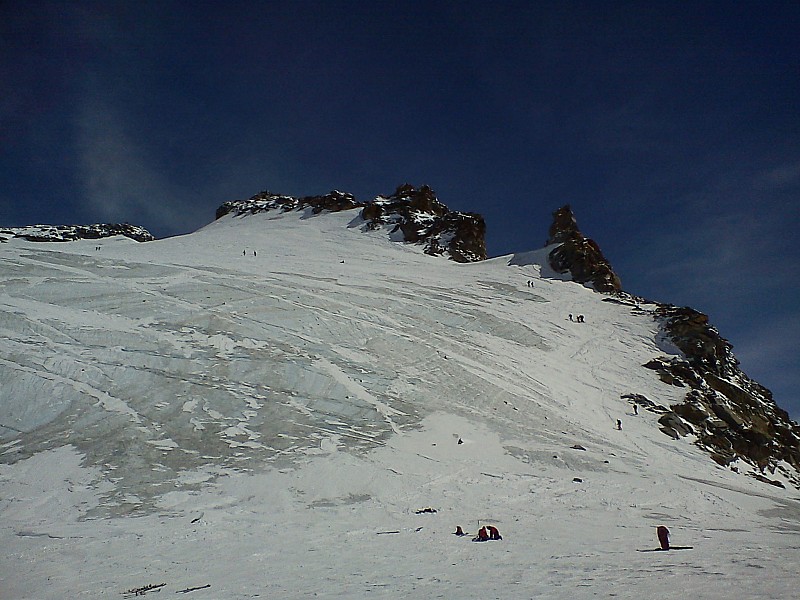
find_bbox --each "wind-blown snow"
[1,208,798,599]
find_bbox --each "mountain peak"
[215,184,487,263]
[215,189,363,220]
[2,189,799,597]
[545,205,622,292]
[361,184,486,263]
[545,203,582,245]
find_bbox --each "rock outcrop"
[215,190,363,220]
[0,224,154,243]
[605,294,800,488]
[552,206,799,488]
[643,304,800,487]
[216,184,487,263]
[360,184,486,263]
[545,205,621,292]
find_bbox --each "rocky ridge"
[0,224,154,243]
[215,189,363,220]
[216,184,487,263]
[545,206,799,487]
[643,304,800,487]
[360,184,486,262]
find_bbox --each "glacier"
[1,207,798,599]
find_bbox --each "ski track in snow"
[1,211,799,599]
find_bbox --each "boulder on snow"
[658,412,694,437]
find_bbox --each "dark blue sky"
[2,1,799,417]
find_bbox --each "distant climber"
[487,525,502,540]
[243,249,246,256]
[633,404,638,415]
[617,419,622,430]
[657,526,670,550]
[577,314,585,323]
[569,314,574,322]
[454,525,467,536]
[473,526,489,542]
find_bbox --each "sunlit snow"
[1,208,798,599]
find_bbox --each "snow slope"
[1,208,798,599]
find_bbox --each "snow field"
[2,208,798,598]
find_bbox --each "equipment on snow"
[487,525,502,540]
[657,525,670,550]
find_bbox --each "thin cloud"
[74,86,188,233]
[642,210,786,290]
[621,200,798,414]
[755,160,800,190]
[732,315,800,416]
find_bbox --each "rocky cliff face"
[605,295,800,488]
[642,304,800,487]
[0,224,154,243]
[545,205,621,292]
[216,184,487,263]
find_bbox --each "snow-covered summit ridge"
[215,183,486,263]
[0,223,154,243]
[215,188,363,220]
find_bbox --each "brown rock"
[545,205,621,292]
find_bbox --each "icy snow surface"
[1,208,798,599]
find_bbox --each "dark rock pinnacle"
[545,205,621,292]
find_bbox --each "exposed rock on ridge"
[0,224,154,243]
[215,190,363,220]
[360,184,486,263]
[643,304,800,487]
[545,205,621,292]
[544,205,799,487]
[606,292,800,488]
[216,184,487,263]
